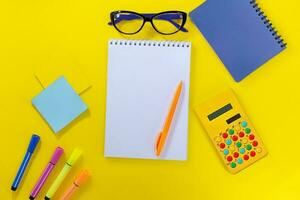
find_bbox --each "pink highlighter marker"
[29,147,64,200]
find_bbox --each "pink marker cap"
[50,147,64,164]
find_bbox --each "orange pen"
[156,81,183,156]
[59,170,90,200]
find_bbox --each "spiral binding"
[250,0,286,48]
[109,39,191,48]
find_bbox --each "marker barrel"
[30,147,64,200]
[11,134,40,191]
[45,165,71,199]
[60,185,77,200]
[11,152,32,191]
[30,163,55,199]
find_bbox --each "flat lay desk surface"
[0,0,299,199]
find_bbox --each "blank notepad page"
[105,39,191,160]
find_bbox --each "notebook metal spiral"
[109,39,191,48]
[250,0,287,48]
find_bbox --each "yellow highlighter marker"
[156,81,183,157]
[45,148,82,200]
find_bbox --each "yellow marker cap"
[67,148,82,166]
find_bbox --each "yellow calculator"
[195,90,267,174]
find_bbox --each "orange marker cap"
[74,170,90,186]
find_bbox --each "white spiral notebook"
[105,39,191,160]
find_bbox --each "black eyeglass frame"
[110,10,187,35]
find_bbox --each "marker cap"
[50,147,64,165]
[67,148,82,166]
[27,134,40,153]
[74,170,90,186]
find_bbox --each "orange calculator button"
[252,141,258,147]
[243,155,249,160]
[232,135,238,141]
[249,134,255,140]
[239,132,245,138]
[222,133,228,139]
[250,151,256,157]
[220,143,226,149]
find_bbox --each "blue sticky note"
[32,76,88,133]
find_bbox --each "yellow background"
[0,0,298,199]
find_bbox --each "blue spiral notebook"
[190,0,286,82]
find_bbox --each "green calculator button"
[246,144,252,150]
[230,162,237,168]
[241,121,248,127]
[236,142,242,148]
[245,128,251,134]
[228,129,235,135]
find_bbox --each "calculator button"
[246,144,252,151]
[241,121,248,127]
[239,132,245,138]
[250,151,256,157]
[256,147,262,153]
[245,128,251,134]
[236,142,242,148]
[229,146,236,152]
[220,143,226,149]
[230,162,237,168]
[233,152,239,158]
[227,156,233,162]
[239,148,246,154]
[222,133,228,139]
[242,138,248,144]
[223,149,229,155]
[232,135,238,141]
[237,158,243,164]
[249,134,255,140]
[235,125,241,131]
[252,141,258,147]
[243,155,249,160]
[215,136,222,142]
[228,129,235,135]
[225,139,232,145]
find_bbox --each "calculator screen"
[208,103,232,121]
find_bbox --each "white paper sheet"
[105,39,191,160]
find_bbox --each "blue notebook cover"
[190,0,286,82]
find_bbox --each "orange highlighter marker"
[156,81,183,157]
[59,170,90,200]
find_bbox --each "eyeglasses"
[108,11,188,35]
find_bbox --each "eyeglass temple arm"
[108,14,188,32]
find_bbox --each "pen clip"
[155,131,163,156]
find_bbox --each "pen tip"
[11,186,17,191]
[29,196,35,200]
[156,150,160,157]
[45,197,50,200]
